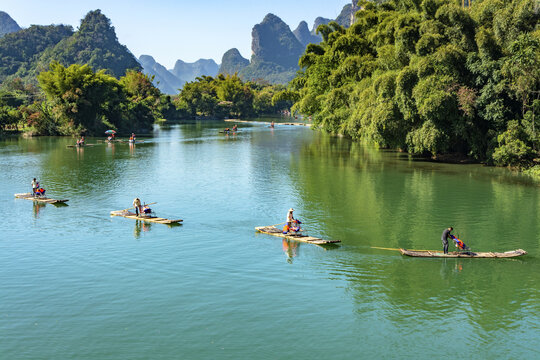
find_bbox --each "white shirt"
[287,211,294,223]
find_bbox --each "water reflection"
[32,201,46,218]
[75,146,84,159]
[282,239,299,263]
[133,220,152,238]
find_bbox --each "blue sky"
[2,0,350,68]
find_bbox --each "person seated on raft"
[76,136,85,146]
[142,205,152,216]
[107,135,113,143]
[232,124,238,131]
[129,133,136,142]
[35,187,46,197]
[283,208,302,234]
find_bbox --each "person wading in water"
[441,227,453,254]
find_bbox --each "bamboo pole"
[121,201,157,212]
[371,247,437,252]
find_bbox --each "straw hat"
[289,208,294,212]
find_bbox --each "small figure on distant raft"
[441,227,453,254]
[129,133,136,142]
[76,136,85,146]
[133,197,142,216]
[142,204,152,215]
[32,178,38,196]
[450,234,469,251]
[31,178,46,197]
[232,124,238,131]
[35,187,46,197]
[270,121,274,128]
[283,208,302,234]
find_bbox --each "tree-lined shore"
[0,10,290,136]
[282,0,539,173]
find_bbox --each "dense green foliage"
[0,25,74,82]
[34,62,172,135]
[0,10,140,85]
[289,0,540,168]
[0,79,45,132]
[38,10,141,78]
[174,74,290,118]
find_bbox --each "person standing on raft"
[31,178,38,195]
[441,227,453,254]
[133,198,142,216]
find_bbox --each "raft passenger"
[133,197,142,216]
[32,178,38,195]
[441,227,453,254]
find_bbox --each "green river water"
[1,121,539,359]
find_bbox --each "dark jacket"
[441,229,452,243]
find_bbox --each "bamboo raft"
[14,193,69,204]
[399,248,527,258]
[66,144,97,148]
[224,119,311,127]
[255,226,340,245]
[110,210,182,224]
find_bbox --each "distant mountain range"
[0,2,358,92]
[137,56,219,94]
[142,1,358,92]
[221,1,358,84]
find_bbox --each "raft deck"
[15,193,69,204]
[255,226,339,245]
[66,144,97,148]
[110,210,182,224]
[224,119,311,127]
[399,248,527,258]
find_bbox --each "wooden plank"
[255,226,340,245]
[224,119,311,127]
[399,248,527,258]
[15,193,69,204]
[110,210,182,224]
[66,144,97,148]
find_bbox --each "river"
[1,121,539,359]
